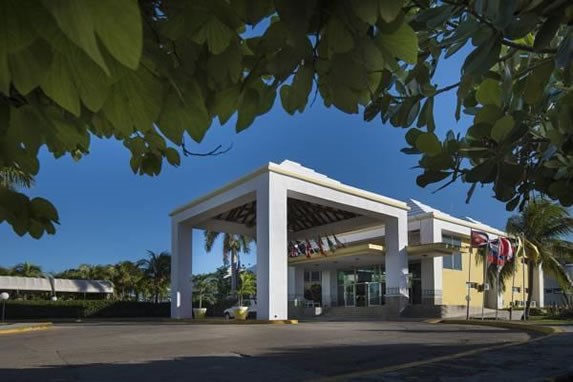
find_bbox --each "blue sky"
[0,51,514,275]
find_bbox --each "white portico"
[170,160,409,320]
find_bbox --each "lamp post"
[0,292,9,323]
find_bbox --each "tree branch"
[181,143,233,157]
[441,0,557,54]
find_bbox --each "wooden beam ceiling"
[213,199,360,232]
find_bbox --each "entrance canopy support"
[169,160,410,320]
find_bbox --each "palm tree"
[0,166,34,190]
[11,262,43,277]
[236,272,256,306]
[139,251,171,303]
[112,261,143,301]
[192,275,218,309]
[204,231,253,296]
[506,199,573,319]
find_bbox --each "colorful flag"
[333,234,346,248]
[470,230,489,248]
[489,237,514,267]
[317,236,327,256]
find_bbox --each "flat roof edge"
[169,164,271,216]
[170,162,409,217]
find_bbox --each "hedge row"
[3,300,169,319]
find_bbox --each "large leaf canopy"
[1,0,572,238]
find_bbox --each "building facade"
[170,160,545,320]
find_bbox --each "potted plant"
[192,275,218,319]
[234,272,256,320]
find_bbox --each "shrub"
[4,300,169,319]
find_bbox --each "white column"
[322,270,332,307]
[170,221,193,319]
[256,173,288,320]
[385,212,409,312]
[534,264,545,308]
[420,219,443,304]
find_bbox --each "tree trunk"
[524,260,535,320]
[230,251,237,296]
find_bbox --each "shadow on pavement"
[0,341,515,382]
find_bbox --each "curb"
[439,319,563,335]
[0,322,53,335]
[313,320,560,382]
[167,319,299,325]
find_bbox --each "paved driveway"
[0,321,540,381]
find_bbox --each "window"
[442,234,463,270]
[443,253,463,270]
[304,271,321,282]
[513,287,522,293]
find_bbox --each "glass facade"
[336,266,385,307]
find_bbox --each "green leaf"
[475,79,501,107]
[91,0,142,70]
[42,0,108,73]
[8,39,52,95]
[491,115,514,142]
[377,22,418,64]
[465,160,496,183]
[327,17,354,54]
[164,148,181,167]
[40,52,81,116]
[351,0,378,25]
[378,0,403,23]
[103,68,163,136]
[280,66,313,114]
[29,197,59,222]
[523,60,554,105]
[405,128,423,146]
[415,132,442,156]
[194,17,234,54]
[159,81,211,144]
[533,16,560,52]
[236,88,259,132]
[416,170,450,187]
[474,105,504,125]
[462,39,501,76]
[210,86,241,125]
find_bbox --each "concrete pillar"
[385,213,409,313]
[533,264,545,308]
[256,173,288,320]
[420,220,443,305]
[170,222,193,319]
[322,270,332,307]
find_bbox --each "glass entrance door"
[367,282,382,306]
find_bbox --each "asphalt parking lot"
[0,320,568,381]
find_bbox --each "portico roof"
[170,160,409,239]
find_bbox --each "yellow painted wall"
[441,246,529,308]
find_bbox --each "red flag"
[471,230,489,248]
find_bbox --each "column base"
[385,295,409,317]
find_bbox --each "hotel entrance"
[337,266,385,307]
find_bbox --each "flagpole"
[481,245,488,320]
[510,257,516,320]
[495,267,500,320]
[466,247,472,320]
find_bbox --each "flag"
[470,230,489,248]
[489,237,514,267]
[317,236,327,256]
[333,234,346,248]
